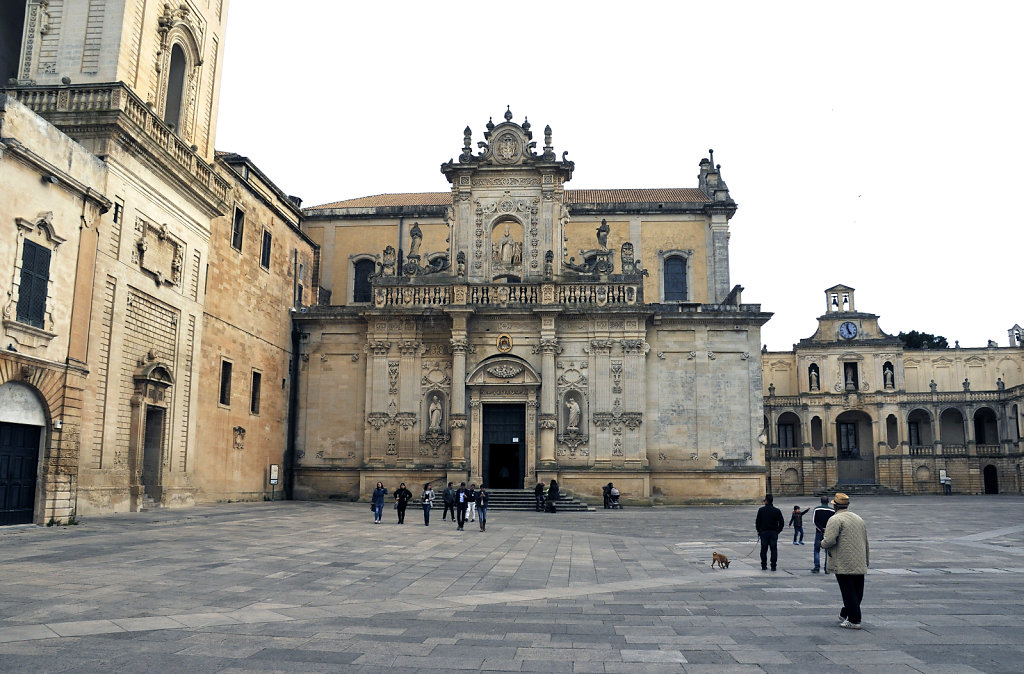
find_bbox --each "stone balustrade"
[372,281,644,308]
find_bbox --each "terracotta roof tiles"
[307,188,709,211]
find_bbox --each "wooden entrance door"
[0,423,40,525]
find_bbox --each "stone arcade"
[295,111,771,503]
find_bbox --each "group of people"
[756,492,870,629]
[371,481,490,530]
[533,480,560,512]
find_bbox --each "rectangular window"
[17,240,51,328]
[260,230,272,269]
[909,422,921,446]
[664,256,687,301]
[112,199,124,224]
[231,207,244,251]
[778,424,795,449]
[296,261,304,305]
[219,360,232,405]
[838,422,858,458]
[250,371,262,414]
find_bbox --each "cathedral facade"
[294,111,770,504]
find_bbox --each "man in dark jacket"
[811,494,835,573]
[534,482,545,512]
[755,494,785,571]
[394,483,412,524]
[455,482,469,531]
[442,482,456,522]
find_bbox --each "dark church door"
[0,423,40,525]
[483,404,525,488]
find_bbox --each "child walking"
[789,505,809,544]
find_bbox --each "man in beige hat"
[821,492,869,629]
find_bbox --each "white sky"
[216,1,1024,351]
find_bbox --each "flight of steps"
[479,488,593,512]
[816,483,901,497]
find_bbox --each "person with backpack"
[421,483,434,526]
[442,482,456,523]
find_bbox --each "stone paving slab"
[1,495,1024,672]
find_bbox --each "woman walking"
[370,481,388,524]
[394,482,412,524]
[476,486,489,531]
[421,483,434,526]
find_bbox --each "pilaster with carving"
[446,309,472,468]
[363,335,391,464]
[621,337,649,465]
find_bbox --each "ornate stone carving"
[611,360,623,393]
[232,426,245,451]
[539,419,557,429]
[532,337,561,354]
[388,361,400,394]
[365,340,391,356]
[386,429,398,455]
[367,413,389,430]
[397,340,423,356]
[586,339,615,354]
[707,350,717,360]
[688,351,697,360]
[395,412,416,430]
[620,339,648,354]
[135,219,184,287]
[487,364,522,378]
[450,337,469,353]
[612,438,623,456]
[421,361,452,390]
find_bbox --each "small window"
[165,43,187,132]
[112,199,124,224]
[260,230,272,269]
[231,208,244,251]
[17,240,51,328]
[353,258,375,303]
[664,256,687,301]
[250,371,262,415]
[296,262,305,305]
[219,360,232,406]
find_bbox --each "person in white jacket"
[821,492,869,629]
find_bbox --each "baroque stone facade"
[296,112,770,504]
[763,285,1024,495]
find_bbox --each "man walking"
[442,482,456,522]
[755,494,785,571]
[455,482,469,531]
[821,492,869,629]
[393,482,412,524]
[466,483,478,522]
[811,494,834,573]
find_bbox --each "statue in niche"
[408,222,422,257]
[596,219,610,249]
[565,398,581,431]
[428,395,443,431]
[809,368,819,390]
[883,366,894,388]
[497,224,515,265]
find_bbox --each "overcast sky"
[216,1,1023,351]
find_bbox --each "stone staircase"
[477,488,593,512]
[816,483,902,497]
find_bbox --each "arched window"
[664,256,687,301]
[352,259,375,303]
[165,44,187,132]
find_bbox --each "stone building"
[295,111,770,504]
[0,0,316,524]
[763,285,1024,495]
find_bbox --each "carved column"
[588,338,614,460]
[364,337,391,465]
[536,310,559,466]
[397,338,423,459]
[447,309,471,469]
[621,337,648,466]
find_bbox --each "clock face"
[839,321,858,340]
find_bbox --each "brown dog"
[711,551,730,569]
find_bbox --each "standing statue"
[565,398,581,431]
[884,367,894,388]
[558,203,570,228]
[809,369,819,390]
[499,224,515,264]
[408,222,422,256]
[596,219,609,249]
[428,395,443,431]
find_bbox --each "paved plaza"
[1,496,1023,673]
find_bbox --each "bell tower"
[4,0,229,161]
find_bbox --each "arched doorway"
[983,465,999,494]
[973,407,998,446]
[776,412,802,448]
[835,410,875,484]
[129,358,174,508]
[466,355,540,489]
[0,382,46,525]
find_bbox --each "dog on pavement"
[711,551,730,569]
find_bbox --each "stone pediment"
[441,107,575,178]
[467,355,540,386]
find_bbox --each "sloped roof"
[306,188,710,211]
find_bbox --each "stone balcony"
[4,83,229,216]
